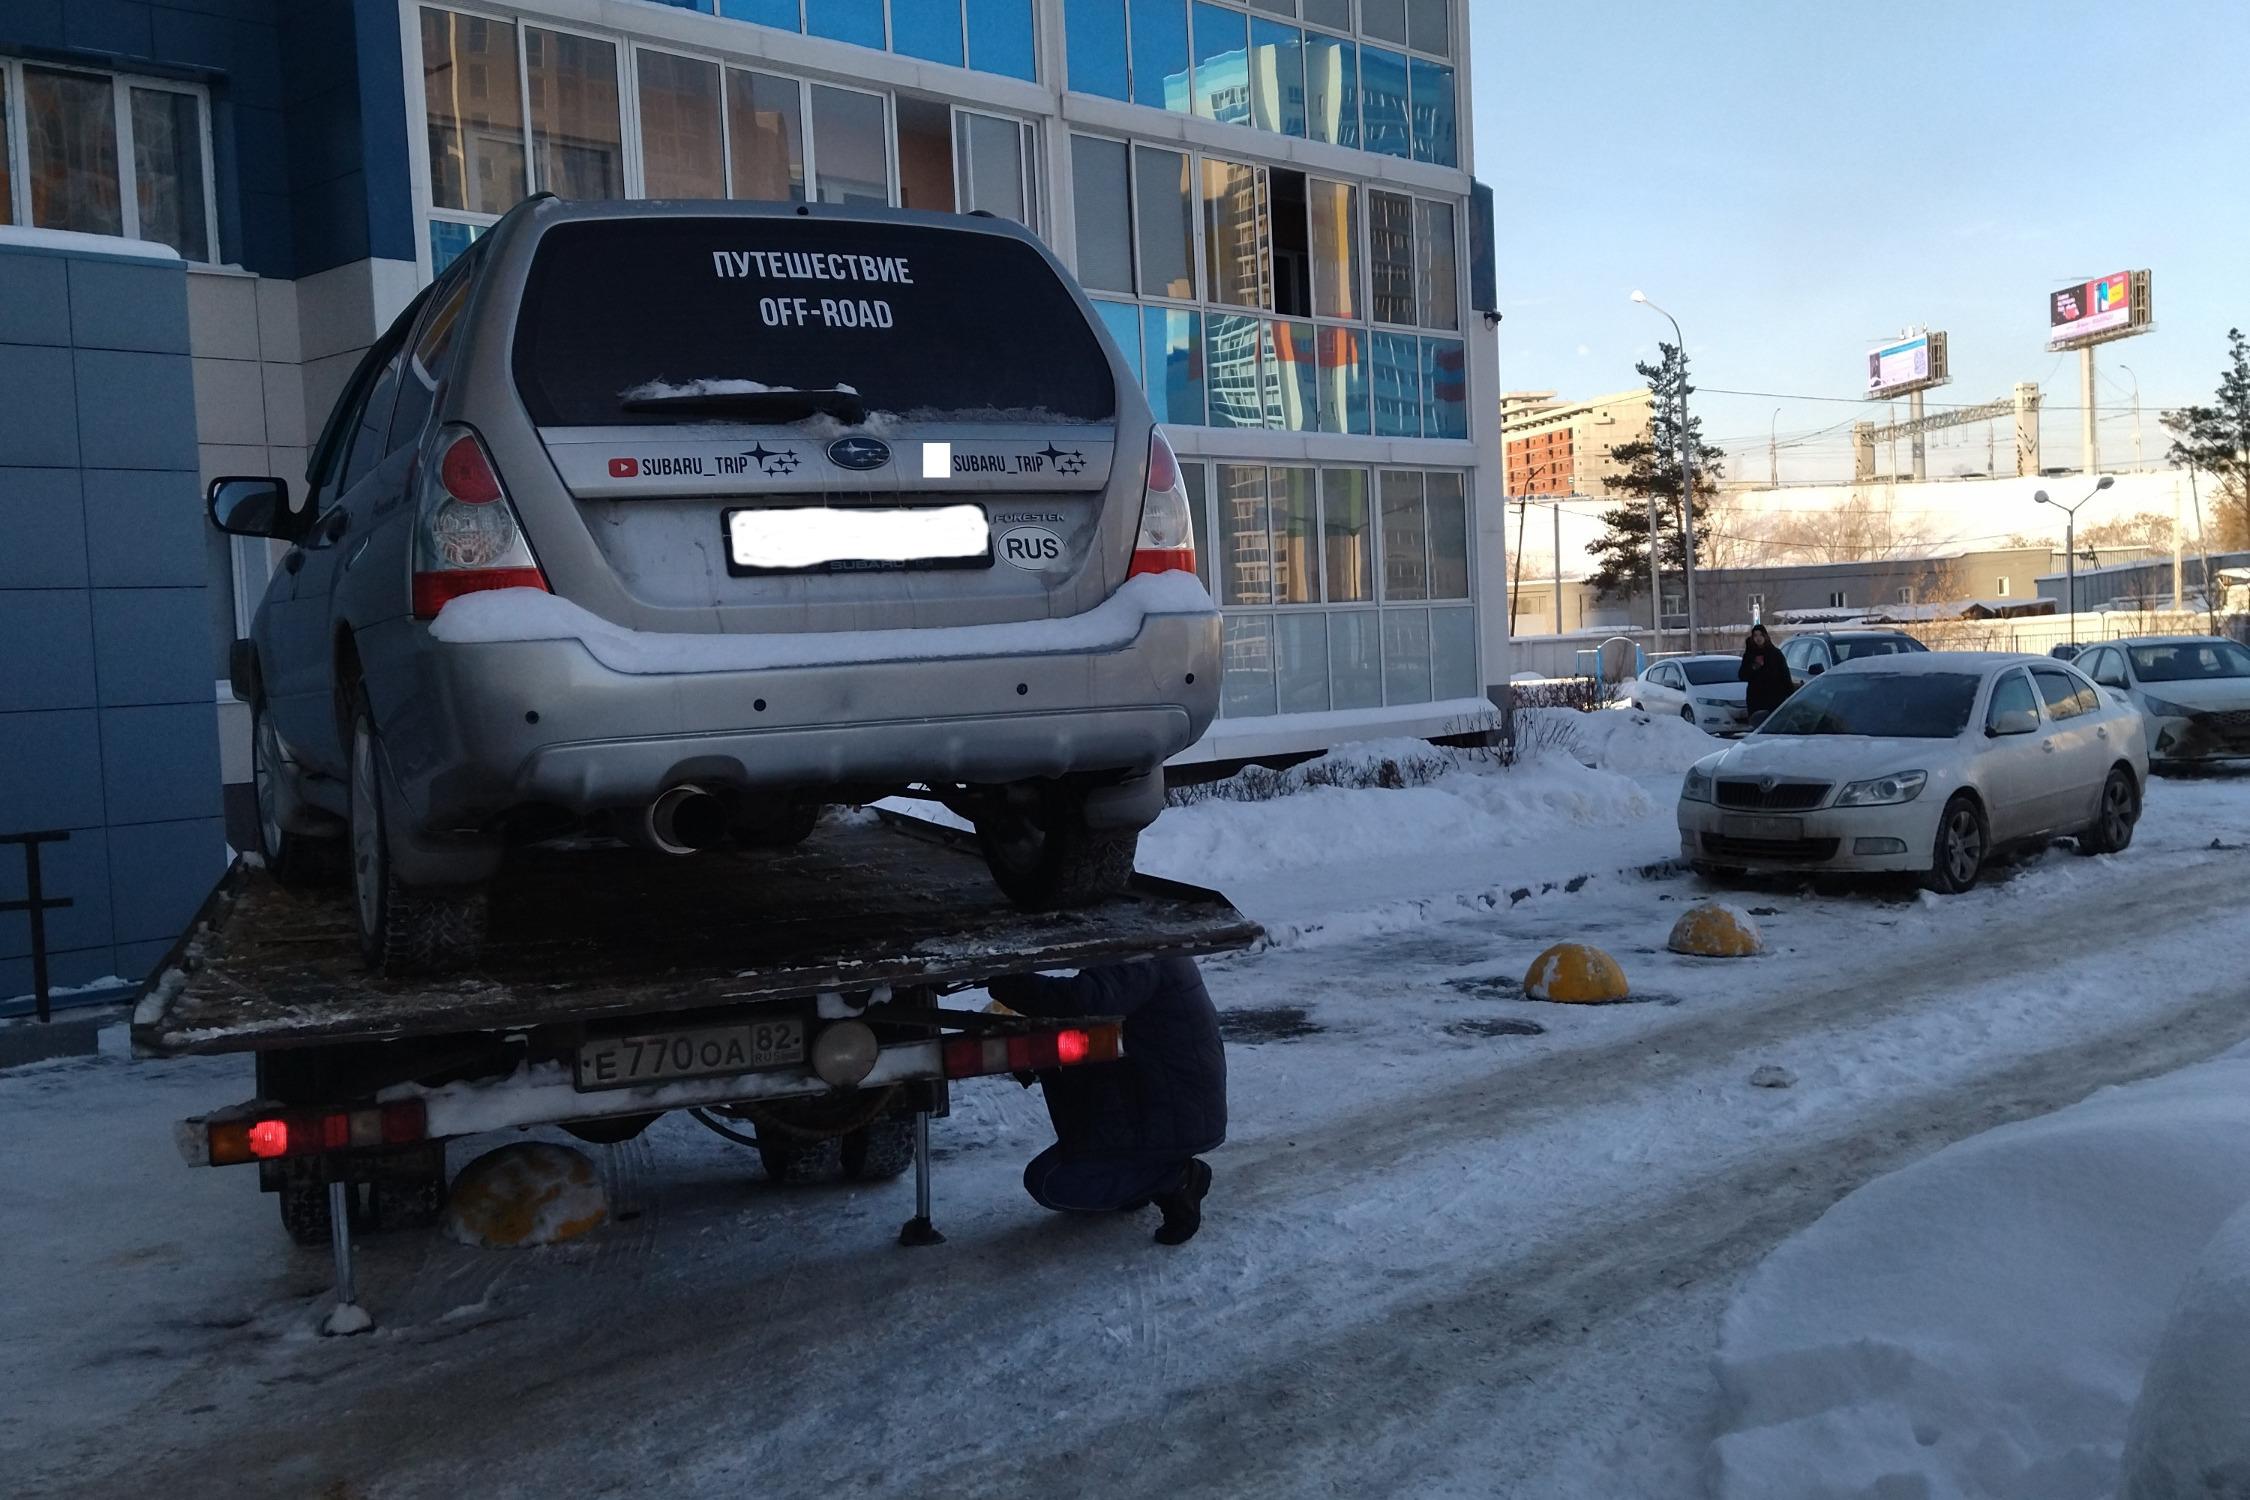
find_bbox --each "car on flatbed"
[207,195,1218,975]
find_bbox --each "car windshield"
[1683,661,1738,685]
[1831,637,1923,662]
[2128,641,2250,682]
[1758,671,1981,738]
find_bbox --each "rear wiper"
[621,387,869,424]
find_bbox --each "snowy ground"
[10,718,2250,1499]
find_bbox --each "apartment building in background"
[1501,387,1653,499]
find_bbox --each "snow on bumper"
[1678,797,1941,873]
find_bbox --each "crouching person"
[987,956,1226,1246]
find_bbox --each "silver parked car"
[2073,637,2250,768]
[1629,654,1751,734]
[208,196,1219,973]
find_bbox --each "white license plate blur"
[1723,814,1804,841]
[727,505,988,569]
[575,1017,806,1091]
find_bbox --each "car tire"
[1926,793,1989,895]
[278,1175,345,1247]
[975,781,1139,911]
[253,707,344,888]
[757,1131,845,1186]
[349,698,488,976]
[2077,767,2140,856]
[1680,706,1696,724]
[840,1115,918,1181]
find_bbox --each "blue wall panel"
[0,344,80,468]
[0,253,71,345]
[0,469,89,590]
[108,816,226,944]
[83,470,208,588]
[0,711,106,833]
[0,593,96,712]
[92,589,215,707]
[0,827,113,958]
[74,350,198,471]
[66,258,194,354]
[99,704,224,826]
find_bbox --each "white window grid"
[690,1,1043,74]
[1087,0,1458,90]
[1828,590,1849,608]
[0,57,220,261]
[1190,459,1471,612]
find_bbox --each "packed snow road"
[10,727,2250,1499]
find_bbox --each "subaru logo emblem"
[827,437,891,471]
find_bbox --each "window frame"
[1,57,220,261]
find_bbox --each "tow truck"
[132,812,1259,1333]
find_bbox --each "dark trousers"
[1023,1144,1192,1214]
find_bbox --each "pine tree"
[1588,343,1727,600]
[2162,328,2250,549]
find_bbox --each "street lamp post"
[1632,291,1697,648]
[2036,475,2116,645]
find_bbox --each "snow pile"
[1712,1045,2250,1499]
[2120,1199,2250,1496]
[445,1142,608,1250]
[1517,706,1717,773]
[428,572,1213,673]
[620,378,860,400]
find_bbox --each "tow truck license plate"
[575,1018,806,1091]
[1722,814,1803,841]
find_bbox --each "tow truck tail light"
[1128,430,1198,580]
[942,1024,1120,1079]
[201,1100,428,1167]
[411,424,549,620]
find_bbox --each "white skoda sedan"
[2072,636,2250,768]
[1630,654,1752,734]
[1677,653,2148,893]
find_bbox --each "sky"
[1470,0,2250,522]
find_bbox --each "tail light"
[1128,429,1197,580]
[412,424,549,619]
[193,1099,428,1167]
[943,1023,1121,1079]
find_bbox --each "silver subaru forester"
[209,196,1219,974]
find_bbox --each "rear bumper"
[366,607,1220,830]
[1677,798,1939,874]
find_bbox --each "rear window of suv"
[512,217,1117,427]
[1832,636,1924,661]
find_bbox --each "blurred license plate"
[575,1018,805,1091]
[1723,814,1802,841]
[726,506,988,572]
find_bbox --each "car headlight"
[1682,765,1717,803]
[1834,770,1928,807]
[2141,695,2194,720]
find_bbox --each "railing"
[2,830,73,1024]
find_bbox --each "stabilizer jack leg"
[321,1179,374,1336]
[898,1110,945,1247]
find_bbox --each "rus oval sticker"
[998,525,1066,571]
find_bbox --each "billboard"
[1865,331,1949,399]
[2048,270,2150,350]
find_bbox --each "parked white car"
[1630,654,1751,734]
[1678,653,2147,892]
[2072,636,2250,767]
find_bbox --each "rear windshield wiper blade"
[621,387,869,423]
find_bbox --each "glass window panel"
[1217,464,1273,606]
[1410,56,1456,166]
[1093,299,1143,386]
[1182,461,1212,592]
[130,88,207,261]
[0,71,12,224]
[26,67,122,236]
[1360,0,1408,44]
[1359,45,1410,158]
[1131,0,1192,112]
[1223,615,1279,718]
[1206,313,1264,430]
[1369,189,1415,325]
[1422,338,1467,439]
[1407,0,1450,56]
[1143,307,1205,425]
[1329,611,1383,709]
[896,96,955,212]
[1316,325,1369,436]
[420,11,525,215]
[1381,469,1428,600]
[809,0,885,48]
[1321,468,1373,602]
[637,50,725,199]
[1271,466,1318,604]
[719,0,800,25]
[429,218,481,275]
[1425,471,1468,597]
[1372,331,1422,437]
[1383,609,1433,705]
[893,0,965,67]
[969,0,1039,81]
[810,85,889,206]
[1430,606,1478,700]
[1201,157,1268,308]
[1133,145,1194,298]
[1273,321,1318,433]
[728,70,805,202]
[1065,0,1130,98]
[1249,19,1305,137]
[1305,0,1352,29]
[1277,612,1332,715]
[960,113,1028,224]
[1192,3,1251,124]
[1303,33,1357,148]
[1310,178,1360,320]
[1071,137,1132,292]
[1415,198,1458,330]
[525,27,623,198]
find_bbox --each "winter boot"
[1153,1159,1213,1246]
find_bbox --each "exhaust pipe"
[644,786,728,855]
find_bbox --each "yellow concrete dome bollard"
[445,1141,608,1249]
[1668,902,1765,958]
[1523,942,1630,1003]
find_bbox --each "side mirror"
[207,476,302,541]
[1987,706,2040,737]
[1807,662,1825,677]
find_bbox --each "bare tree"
[1754,487,1942,565]
[2077,510,2176,555]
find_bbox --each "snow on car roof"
[1827,651,2049,675]
[2108,634,2238,647]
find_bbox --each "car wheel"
[1926,793,1988,895]
[2077,768,2140,855]
[253,708,344,887]
[1680,706,1697,723]
[975,781,1139,910]
[349,699,488,976]
[757,1131,845,1185]
[841,1115,918,1181]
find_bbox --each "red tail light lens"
[1129,429,1198,580]
[438,435,503,503]
[1056,1029,1090,1065]
[247,1119,290,1158]
[943,1023,1120,1079]
[413,424,549,620]
[202,1100,429,1168]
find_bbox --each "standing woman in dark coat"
[1740,624,1794,725]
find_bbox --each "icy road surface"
[9,737,2250,1499]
